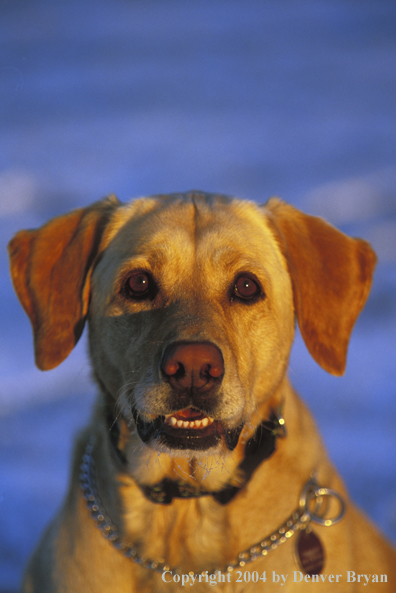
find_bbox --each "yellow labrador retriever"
[9,192,396,591]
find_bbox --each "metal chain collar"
[80,437,345,576]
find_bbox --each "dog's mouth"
[131,406,243,452]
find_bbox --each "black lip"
[224,424,244,450]
[131,406,243,452]
[131,406,163,443]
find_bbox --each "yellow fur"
[8,191,395,591]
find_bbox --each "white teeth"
[165,415,214,429]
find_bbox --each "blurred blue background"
[1,1,395,590]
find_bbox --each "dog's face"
[8,191,376,466]
[88,193,295,457]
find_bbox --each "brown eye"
[125,271,156,300]
[234,274,261,301]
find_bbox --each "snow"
[1,1,396,590]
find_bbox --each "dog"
[9,191,396,591]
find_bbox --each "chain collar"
[80,436,345,576]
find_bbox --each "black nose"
[161,341,224,392]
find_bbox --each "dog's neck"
[105,400,286,504]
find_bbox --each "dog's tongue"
[174,408,205,420]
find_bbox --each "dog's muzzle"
[132,341,243,452]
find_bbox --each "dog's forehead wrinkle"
[102,205,197,275]
[100,198,283,311]
[108,238,194,286]
[110,193,263,250]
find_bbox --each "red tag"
[296,529,325,575]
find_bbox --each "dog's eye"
[125,271,156,300]
[234,274,261,301]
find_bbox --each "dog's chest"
[122,492,234,570]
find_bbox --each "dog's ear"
[266,197,376,376]
[8,196,119,371]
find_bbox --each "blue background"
[1,1,395,590]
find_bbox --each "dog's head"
[8,192,376,461]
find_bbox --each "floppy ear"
[8,195,120,371]
[266,197,377,376]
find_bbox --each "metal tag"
[296,528,325,575]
